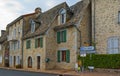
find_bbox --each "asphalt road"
[0,69,58,76]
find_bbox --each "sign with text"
[80,46,94,51]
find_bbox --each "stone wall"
[92,0,120,54]
[9,19,23,68]
[23,36,46,71]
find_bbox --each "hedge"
[78,54,120,69]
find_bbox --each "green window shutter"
[26,40,30,49]
[29,40,31,48]
[35,39,38,48]
[26,41,28,49]
[66,50,70,63]
[63,30,67,42]
[57,51,60,62]
[40,37,43,48]
[57,31,60,43]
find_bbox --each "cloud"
[0,0,24,36]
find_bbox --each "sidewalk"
[1,67,120,76]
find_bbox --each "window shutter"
[57,51,60,62]
[66,50,70,63]
[26,41,28,49]
[40,37,43,48]
[29,40,31,48]
[57,31,61,43]
[35,39,38,48]
[63,30,67,42]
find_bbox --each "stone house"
[23,0,91,70]
[91,0,120,54]
[7,9,39,68]
[0,30,8,67]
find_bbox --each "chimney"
[35,7,42,17]
[1,30,6,36]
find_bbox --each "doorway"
[37,56,40,69]
[14,56,16,67]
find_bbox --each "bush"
[80,54,120,69]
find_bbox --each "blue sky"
[0,0,80,36]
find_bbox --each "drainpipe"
[21,18,24,68]
[93,0,96,43]
[74,25,82,47]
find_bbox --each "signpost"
[80,46,95,72]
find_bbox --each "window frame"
[118,11,120,24]
[26,40,31,49]
[57,29,67,43]
[59,8,66,24]
[31,20,35,33]
[107,37,119,54]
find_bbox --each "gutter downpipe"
[21,18,24,68]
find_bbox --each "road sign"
[80,46,94,51]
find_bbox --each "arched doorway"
[28,56,32,68]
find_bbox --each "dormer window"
[58,8,66,25]
[31,20,35,33]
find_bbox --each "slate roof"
[7,13,36,28]
[23,1,87,39]
[0,31,7,44]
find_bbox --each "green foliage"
[80,54,120,69]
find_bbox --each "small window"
[31,20,35,33]
[35,37,43,48]
[0,44,1,50]
[61,51,66,62]
[57,50,70,63]
[26,40,31,49]
[58,8,66,24]
[118,11,120,23]
[108,37,119,54]
[57,30,67,43]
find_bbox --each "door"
[14,56,16,67]
[37,56,40,69]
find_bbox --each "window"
[28,56,32,68]
[57,30,67,43]
[108,37,119,54]
[0,44,1,50]
[118,11,120,23]
[58,8,66,24]
[14,29,16,38]
[57,50,70,63]
[18,41,20,49]
[35,37,43,48]
[26,40,31,49]
[31,20,35,33]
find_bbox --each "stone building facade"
[22,0,91,70]
[7,11,38,68]
[0,30,8,67]
[91,0,120,54]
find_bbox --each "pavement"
[1,67,120,76]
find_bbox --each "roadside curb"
[0,67,78,76]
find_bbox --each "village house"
[1,0,120,71]
[22,0,91,70]
[0,30,8,67]
[91,0,120,54]
[6,9,39,68]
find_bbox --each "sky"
[0,0,80,36]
